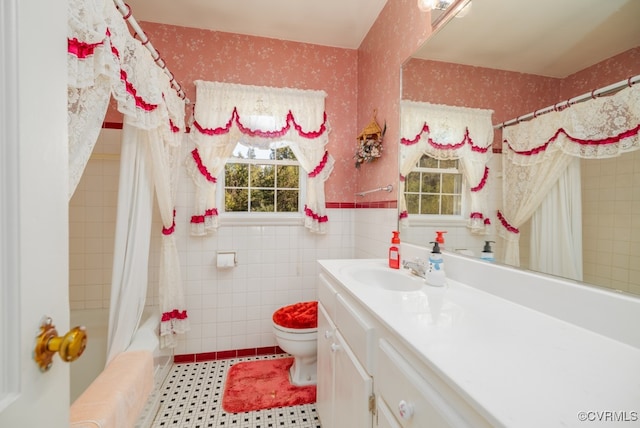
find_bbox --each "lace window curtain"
[399,100,494,234]
[146,76,189,348]
[499,83,640,266]
[187,80,334,235]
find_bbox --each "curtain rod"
[355,184,393,197]
[494,74,639,130]
[112,0,190,104]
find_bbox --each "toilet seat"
[272,301,318,330]
[272,323,317,334]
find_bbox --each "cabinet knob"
[398,400,414,420]
[330,343,341,353]
[324,330,333,339]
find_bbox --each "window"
[404,154,464,217]
[221,142,304,214]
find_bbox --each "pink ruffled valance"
[193,107,328,139]
[499,83,639,268]
[505,124,640,156]
[399,100,494,234]
[187,80,334,235]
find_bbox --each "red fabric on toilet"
[273,301,318,329]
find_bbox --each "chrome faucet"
[402,258,427,278]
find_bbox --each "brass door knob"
[34,316,87,372]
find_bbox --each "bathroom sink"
[340,263,424,292]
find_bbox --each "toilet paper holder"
[216,251,237,268]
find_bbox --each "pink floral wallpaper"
[559,47,640,99]
[355,0,431,204]
[402,47,640,149]
[105,23,360,203]
[104,0,431,206]
[103,1,636,205]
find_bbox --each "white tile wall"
[353,208,398,259]
[580,151,640,294]
[69,131,121,310]
[69,128,396,355]
[72,129,640,356]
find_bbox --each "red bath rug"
[222,357,316,413]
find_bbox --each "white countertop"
[318,258,640,428]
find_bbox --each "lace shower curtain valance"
[68,0,189,350]
[399,100,494,234]
[499,83,640,266]
[187,80,334,235]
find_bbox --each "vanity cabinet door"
[316,303,336,427]
[376,339,492,428]
[333,329,373,428]
[376,397,402,428]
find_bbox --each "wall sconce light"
[417,0,471,17]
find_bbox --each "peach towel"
[70,350,153,428]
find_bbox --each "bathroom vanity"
[316,253,640,428]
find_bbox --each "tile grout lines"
[151,354,322,428]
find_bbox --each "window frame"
[404,155,469,227]
[216,142,307,226]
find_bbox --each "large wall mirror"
[400,0,640,295]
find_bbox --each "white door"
[0,0,70,426]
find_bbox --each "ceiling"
[414,0,640,78]
[122,0,639,77]
[123,0,388,49]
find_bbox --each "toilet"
[272,301,318,386]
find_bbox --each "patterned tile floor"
[151,354,322,428]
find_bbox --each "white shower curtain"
[106,124,154,365]
[530,158,583,281]
[69,0,189,358]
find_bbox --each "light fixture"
[417,0,471,17]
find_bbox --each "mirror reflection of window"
[404,154,464,217]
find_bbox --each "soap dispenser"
[425,241,447,287]
[435,231,447,250]
[481,240,495,262]
[389,231,401,269]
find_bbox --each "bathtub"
[70,307,173,427]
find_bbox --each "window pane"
[250,189,275,212]
[406,194,419,214]
[441,173,462,193]
[225,188,248,212]
[225,163,249,187]
[452,194,461,215]
[421,194,439,214]
[441,195,453,215]
[419,155,437,168]
[276,146,296,160]
[277,190,299,212]
[251,164,275,187]
[277,165,299,188]
[439,159,458,169]
[422,173,440,193]
[406,172,420,192]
